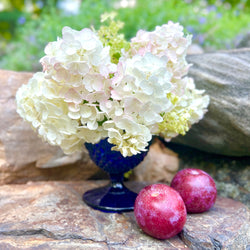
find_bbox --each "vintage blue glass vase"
[83,138,149,213]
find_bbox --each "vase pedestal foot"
[84,139,148,213]
[83,183,138,213]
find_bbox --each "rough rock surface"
[174,48,250,156]
[132,138,179,184]
[181,196,250,249]
[0,181,249,249]
[0,69,100,184]
[165,141,250,208]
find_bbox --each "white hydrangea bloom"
[40,26,116,87]
[179,77,210,125]
[16,21,209,157]
[16,72,84,154]
[129,21,192,96]
[111,53,173,127]
[157,77,209,141]
[103,119,151,157]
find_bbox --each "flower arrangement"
[16,13,209,157]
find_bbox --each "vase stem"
[110,173,124,190]
[83,172,138,212]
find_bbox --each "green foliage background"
[0,0,249,72]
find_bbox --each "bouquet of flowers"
[16,13,209,157]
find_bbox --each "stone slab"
[181,197,250,249]
[175,48,250,156]
[0,181,249,249]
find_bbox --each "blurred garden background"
[0,0,249,72]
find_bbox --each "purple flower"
[18,16,26,25]
[198,17,207,25]
[28,35,36,44]
[216,12,222,19]
[206,5,217,13]
[186,25,195,33]
[196,34,204,45]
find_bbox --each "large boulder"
[173,48,250,156]
[236,33,250,49]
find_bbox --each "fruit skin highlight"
[134,184,187,240]
[171,168,217,213]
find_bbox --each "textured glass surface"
[85,138,148,174]
[83,138,148,212]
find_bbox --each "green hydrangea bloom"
[158,93,193,138]
[98,12,130,64]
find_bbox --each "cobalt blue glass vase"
[83,138,149,213]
